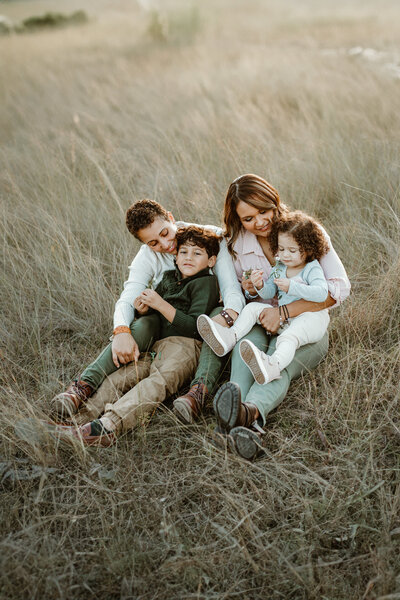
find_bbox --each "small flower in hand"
[274,278,290,293]
[242,268,253,280]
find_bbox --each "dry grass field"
[1,0,400,598]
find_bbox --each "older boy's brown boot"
[51,380,93,420]
[173,382,209,424]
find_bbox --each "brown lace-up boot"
[213,381,259,431]
[51,380,93,420]
[173,381,210,424]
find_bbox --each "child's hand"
[139,289,162,310]
[134,297,150,315]
[250,269,264,290]
[274,278,290,293]
[241,277,258,296]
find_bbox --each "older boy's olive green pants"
[81,313,161,391]
[80,308,225,393]
[75,337,201,432]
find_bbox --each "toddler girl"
[197,210,331,384]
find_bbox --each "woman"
[212,174,351,459]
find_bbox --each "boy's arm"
[113,245,160,329]
[111,245,161,368]
[288,263,328,303]
[139,289,176,323]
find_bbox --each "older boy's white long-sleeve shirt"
[113,222,245,329]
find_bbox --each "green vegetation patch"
[0,10,88,35]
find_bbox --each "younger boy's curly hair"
[268,211,329,262]
[176,226,221,258]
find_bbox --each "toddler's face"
[277,233,305,268]
[176,243,215,278]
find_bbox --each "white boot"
[239,339,281,385]
[197,314,237,356]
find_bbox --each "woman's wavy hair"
[268,210,329,262]
[223,174,288,257]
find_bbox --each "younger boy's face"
[175,243,216,278]
[137,216,177,254]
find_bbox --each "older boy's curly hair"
[268,211,329,262]
[126,199,170,238]
[176,226,221,258]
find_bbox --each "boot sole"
[197,315,226,357]
[230,426,265,461]
[213,382,241,431]
[173,398,194,424]
[239,340,268,385]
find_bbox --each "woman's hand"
[259,307,280,334]
[212,309,238,328]
[274,278,290,293]
[139,289,163,311]
[250,269,264,290]
[134,296,149,315]
[112,333,140,368]
[241,278,258,296]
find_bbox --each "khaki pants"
[75,337,201,433]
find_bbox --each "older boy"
[52,200,244,424]
[67,225,221,446]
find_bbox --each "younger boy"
[66,225,221,446]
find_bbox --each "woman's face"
[235,200,275,237]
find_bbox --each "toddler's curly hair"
[268,211,329,262]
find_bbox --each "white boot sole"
[239,340,269,385]
[197,315,230,357]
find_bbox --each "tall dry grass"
[1,0,399,598]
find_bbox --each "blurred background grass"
[0,0,399,598]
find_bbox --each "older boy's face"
[137,216,177,254]
[175,243,215,278]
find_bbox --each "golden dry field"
[1,1,400,598]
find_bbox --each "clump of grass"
[21,11,88,32]
[0,10,89,35]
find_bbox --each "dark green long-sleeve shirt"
[144,266,220,340]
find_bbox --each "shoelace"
[72,380,91,402]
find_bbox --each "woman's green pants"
[230,325,329,424]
